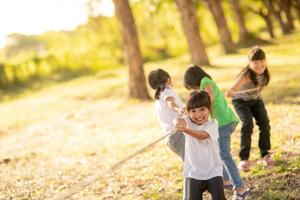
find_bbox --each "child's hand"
[178,108,185,116]
[173,118,186,132]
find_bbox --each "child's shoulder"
[206,119,218,127]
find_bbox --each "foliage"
[0,0,299,94]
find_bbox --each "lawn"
[0,31,300,200]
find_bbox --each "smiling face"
[249,59,267,75]
[188,106,210,125]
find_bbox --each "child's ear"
[167,78,172,86]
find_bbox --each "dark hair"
[248,46,266,61]
[242,46,270,86]
[183,65,211,90]
[148,68,171,99]
[186,91,211,113]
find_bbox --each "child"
[148,68,185,160]
[226,46,273,171]
[174,91,225,200]
[184,65,251,200]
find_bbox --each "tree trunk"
[263,12,276,38]
[176,0,209,66]
[267,0,290,34]
[112,0,150,100]
[294,0,300,20]
[203,0,235,53]
[280,0,295,30]
[248,6,275,38]
[230,0,249,43]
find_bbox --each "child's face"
[188,106,210,125]
[249,59,267,75]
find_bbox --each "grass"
[0,32,300,200]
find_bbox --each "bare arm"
[166,96,184,114]
[184,128,209,140]
[204,84,214,102]
[173,118,209,140]
[226,74,248,97]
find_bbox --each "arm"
[166,96,184,114]
[184,128,209,140]
[204,84,214,102]
[173,118,209,140]
[226,74,248,97]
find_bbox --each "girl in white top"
[148,68,185,160]
[174,91,225,200]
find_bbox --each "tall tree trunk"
[112,0,150,100]
[203,0,235,53]
[267,0,290,34]
[230,0,249,43]
[294,0,300,20]
[248,5,275,38]
[176,0,209,66]
[280,0,295,30]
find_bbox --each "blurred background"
[1,0,300,100]
[1,1,300,199]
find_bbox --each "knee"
[257,120,270,131]
[241,120,253,134]
[219,150,231,160]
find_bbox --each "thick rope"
[53,131,175,200]
[233,87,262,94]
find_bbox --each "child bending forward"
[174,91,225,200]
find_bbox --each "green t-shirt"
[200,77,239,127]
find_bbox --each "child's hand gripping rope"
[173,118,187,132]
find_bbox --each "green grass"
[0,32,300,200]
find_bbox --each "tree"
[267,0,290,34]
[230,0,249,43]
[203,0,236,53]
[176,0,209,66]
[280,0,295,30]
[248,3,275,38]
[293,0,300,20]
[112,0,150,100]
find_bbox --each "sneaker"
[232,188,252,200]
[263,154,274,167]
[224,184,233,190]
[238,160,250,172]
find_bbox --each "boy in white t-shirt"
[174,91,225,200]
[148,68,185,160]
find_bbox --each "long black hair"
[242,46,270,86]
[183,65,211,90]
[148,68,170,99]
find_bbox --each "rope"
[233,87,262,94]
[53,131,175,200]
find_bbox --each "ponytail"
[154,85,166,99]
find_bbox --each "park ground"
[0,32,300,200]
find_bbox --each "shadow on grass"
[0,68,95,102]
[236,34,274,49]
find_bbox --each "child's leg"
[252,99,271,158]
[166,131,185,160]
[184,177,206,200]
[232,100,254,161]
[207,176,226,200]
[218,122,244,189]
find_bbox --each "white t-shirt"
[183,117,223,180]
[155,87,183,135]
